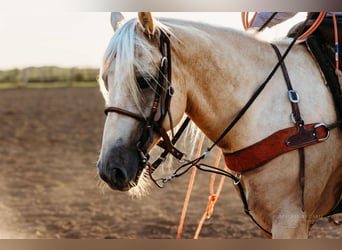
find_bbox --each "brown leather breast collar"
[224,122,334,172]
[224,44,341,211]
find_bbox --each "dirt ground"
[0,87,341,239]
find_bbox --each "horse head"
[97,12,187,192]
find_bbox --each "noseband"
[104,30,189,177]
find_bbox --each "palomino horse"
[97,12,342,238]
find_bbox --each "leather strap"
[272,43,304,125]
[272,43,306,210]
[153,122,184,160]
[298,147,305,211]
[152,117,191,169]
[224,122,332,172]
[104,107,145,122]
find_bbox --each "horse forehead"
[135,41,161,67]
[107,74,131,102]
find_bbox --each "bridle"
[104,30,190,180]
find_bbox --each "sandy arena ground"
[0,87,341,239]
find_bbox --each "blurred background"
[0,12,306,88]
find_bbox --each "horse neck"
[168,21,278,149]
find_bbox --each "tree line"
[0,66,99,85]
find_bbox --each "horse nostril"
[98,165,130,191]
[112,168,128,184]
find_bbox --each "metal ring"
[233,172,242,185]
[168,86,174,96]
[161,56,168,67]
[314,122,330,142]
[288,90,300,103]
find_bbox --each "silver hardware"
[178,156,189,164]
[290,112,304,124]
[202,150,210,159]
[288,90,300,103]
[168,86,174,96]
[314,122,330,142]
[155,173,176,188]
[233,172,242,185]
[161,57,168,67]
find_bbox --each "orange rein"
[332,12,341,71]
[241,12,326,41]
[241,12,257,30]
[332,12,342,85]
[176,133,228,239]
[176,133,205,239]
[298,12,326,40]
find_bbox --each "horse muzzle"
[97,146,142,191]
[97,163,129,191]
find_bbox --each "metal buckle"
[288,90,300,103]
[154,173,176,188]
[290,112,304,124]
[314,122,330,142]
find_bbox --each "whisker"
[128,168,152,199]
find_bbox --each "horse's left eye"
[136,76,153,90]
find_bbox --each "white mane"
[99,18,155,114]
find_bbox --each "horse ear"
[111,12,125,32]
[138,12,156,36]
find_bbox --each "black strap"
[271,44,304,125]
[272,44,306,211]
[152,117,191,169]
[299,148,305,211]
[257,12,278,32]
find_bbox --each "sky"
[0,12,305,70]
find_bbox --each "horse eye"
[136,76,153,90]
